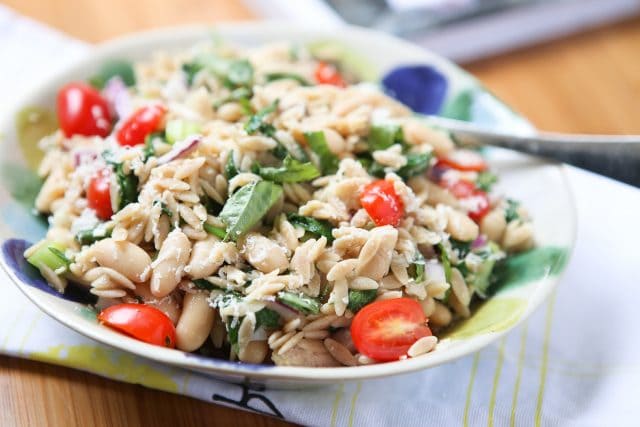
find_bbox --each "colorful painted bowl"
[0,23,575,386]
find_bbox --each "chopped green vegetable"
[450,239,472,259]
[153,200,173,217]
[219,180,283,241]
[182,54,254,89]
[213,87,253,110]
[27,242,69,273]
[368,123,403,152]
[203,223,227,239]
[277,291,321,315]
[257,155,320,183]
[142,132,163,161]
[505,199,521,223]
[75,227,112,245]
[89,59,135,89]
[396,152,431,180]
[226,318,241,353]
[165,119,201,144]
[347,289,377,313]
[255,308,281,329]
[265,72,310,86]
[437,243,452,283]
[476,170,498,192]
[225,152,239,180]
[201,194,222,215]
[408,250,426,283]
[103,150,139,210]
[287,213,334,242]
[367,160,386,178]
[182,62,201,86]
[245,100,279,136]
[193,278,215,291]
[225,59,254,88]
[468,242,501,298]
[305,131,339,174]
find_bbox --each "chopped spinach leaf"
[225,152,239,180]
[213,87,253,110]
[193,279,215,291]
[476,170,498,192]
[505,199,521,223]
[102,150,139,210]
[219,180,283,241]
[437,242,452,283]
[408,250,426,283]
[153,200,173,217]
[226,318,241,353]
[305,131,339,174]
[347,289,377,313]
[450,239,472,259]
[255,308,281,330]
[245,100,279,136]
[287,213,334,242]
[76,227,112,245]
[257,155,320,183]
[396,152,431,180]
[201,194,222,215]
[203,223,227,239]
[277,291,321,315]
[48,246,71,269]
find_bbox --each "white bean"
[134,284,182,325]
[240,232,289,273]
[151,229,191,297]
[430,302,452,327]
[502,221,534,253]
[186,237,224,279]
[91,238,151,283]
[402,119,454,156]
[446,208,479,242]
[238,340,269,364]
[175,292,215,352]
[480,209,507,242]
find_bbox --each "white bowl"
[0,23,575,387]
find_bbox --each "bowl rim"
[0,21,577,382]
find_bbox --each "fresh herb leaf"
[203,223,227,239]
[76,227,112,245]
[226,318,241,353]
[476,170,498,192]
[102,150,139,210]
[182,62,202,86]
[408,250,426,283]
[245,100,279,136]
[347,289,377,313]
[89,59,135,89]
[287,213,334,242]
[277,291,321,315]
[396,152,432,180]
[255,308,281,330]
[437,242,452,283]
[201,194,222,215]
[368,123,403,152]
[225,152,238,180]
[225,59,254,88]
[305,131,339,174]
[450,239,472,259]
[265,72,310,86]
[505,199,521,223]
[193,278,215,290]
[257,155,320,183]
[219,180,283,241]
[183,55,254,90]
[213,87,253,109]
[143,132,163,161]
[153,200,173,217]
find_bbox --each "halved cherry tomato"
[360,180,404,227]
[57,82,112,137]
[441,179,491,223]
[314,61,346,87]
[98,303,177,348]
[351,298,432,362]
[116,104,166,147]
[87,168,113,220]
[438,149,487,172]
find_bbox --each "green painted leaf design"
[0,163,43,210]
[441,88,474,121]
[15,106,58,170]
[443,298,527,339]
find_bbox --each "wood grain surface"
[1,1,639,426]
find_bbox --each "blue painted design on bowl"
[381,65,448,115]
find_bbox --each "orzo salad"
[23,41,534,367]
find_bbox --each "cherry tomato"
[98,303,177,348]
[57,82,112,138]
[447,180,476,199]
[462,190,491,222]
[87,169,113,220]
[438,149,487,172]
[360,180,404,227]
[116,105,166,147]
[351,298,432,362]
[314,61,346,87]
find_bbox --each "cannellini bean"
[502,221,534,252]
[238,340,269,364]
[450,268,471,306]
[480,209,507,242]
[91,238,152,283]
[240,232,289,273]
[134,283,182,325]
[430,302,453,327]
[186,237,225,279]
[175,292,215,352]
[151,229,191,297]
[402,119,454,156]
[445,208,479,242]
[419,296,436,317]
[424,181,460,208]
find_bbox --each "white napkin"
[1,6,639,425]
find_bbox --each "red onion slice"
[156,136,201,165]
[103,76,132,119]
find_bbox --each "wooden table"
[1,1,639,426]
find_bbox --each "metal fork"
[425,116,640,187]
